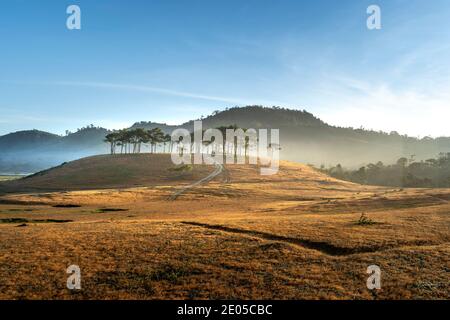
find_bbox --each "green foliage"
[104,127,171,155]
[321,153,450,188]
[355,213,377,226]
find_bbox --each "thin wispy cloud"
[2,80,290,108]
[41,81,287,106]
[1,1,449,137]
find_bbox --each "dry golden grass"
[0,175,21,182]
[0,154,448,299]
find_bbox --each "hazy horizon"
[2,104,450,140]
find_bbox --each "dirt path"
[169,162,225,200]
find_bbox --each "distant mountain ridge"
[0,130,60,151]
[1,106,450,173]
[184,106,325,129]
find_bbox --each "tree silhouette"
[104,132,119,155]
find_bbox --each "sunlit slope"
[0,153,360,196]
[0,154,216,193]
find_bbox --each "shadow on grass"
[0,218,73,224]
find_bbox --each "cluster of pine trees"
[104,128,171,154]
[104,125,275,159]
[320,153,450,188]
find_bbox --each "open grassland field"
[0,175,23,182]
[0,154,448,299]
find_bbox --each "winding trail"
[168,162,225,200]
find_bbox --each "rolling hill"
[1,106,450,173]
[0,154,215,193]
[0,153,348,195]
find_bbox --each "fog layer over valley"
[1,106,449,174]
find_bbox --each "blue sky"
[1,0,449,136]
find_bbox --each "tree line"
[319,153,450,188]
[104,125,278,159]
[104,128,171,154]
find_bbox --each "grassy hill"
[0,152,349,195]
[0,154,218,193]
